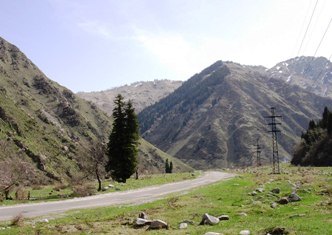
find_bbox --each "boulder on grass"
[271,188,280,194]
[256,188,264,193]
[148,219,168,230]
[287,193,301,202]
[218,215,230,221]
[277,197,289,205]
[179,222,187,229]
[134,218,151,227]
[199,213,220,225]
[138,212,148,219]
[239,230,250,235]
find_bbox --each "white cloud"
[135,30,236,79]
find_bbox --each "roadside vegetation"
[0,172,198,206]
[1,165,331,234]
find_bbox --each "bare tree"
[78,143,107,191]
[0,157,34,200]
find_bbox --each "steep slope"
[0,37,191,185]
[77,80,182,115]
[139,60,332,169]
[269,56,332,98]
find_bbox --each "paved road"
[0,171,234,221]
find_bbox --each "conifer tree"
[165,159,170,173]
[106,95,139,183]
[169,161,173,173]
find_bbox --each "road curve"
[0,171,235,221]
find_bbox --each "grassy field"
[1,172,199,206]
[0,165,331,234]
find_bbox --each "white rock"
[239,230,250,235]
[204,232,223,235]
[199,213,220,225]
[135,218,151,226]
[108,184,114,188]
[255,188,264,193]
[179,222,188,229]
[41,218,49,223]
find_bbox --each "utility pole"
[255,138,262,167]
[265,107,282,174]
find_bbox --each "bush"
[11,213,24,227]
[71,183,96,197]
[15,187,27,200]
[53,183,68,191]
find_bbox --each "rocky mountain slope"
[139,60,332,169]
[0,37,191,185]
[269,56,332,98]
[77,80,182,115]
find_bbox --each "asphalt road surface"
[0,171,234,221]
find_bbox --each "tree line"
[292,106,332,166]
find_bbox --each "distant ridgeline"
[292,107,332,166]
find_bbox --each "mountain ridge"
[0,36,192,185]
[77,80,182,115]
[138,58,332,169]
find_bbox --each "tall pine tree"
[106,95,139,183]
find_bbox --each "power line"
[265,107,282,174]
[297,0,319,56]
[314,16,332,56]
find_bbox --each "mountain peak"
[269,56,332,98]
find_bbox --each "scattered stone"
[218,215,230,221]
[266,227,288,235]
[204,232,223,235]
[239,212,248,217]
[108,184,114,188]
[251,191,257,196]
[148,219,168,230]
[277,197,289,205]
[271,188,280,194]
[135,218,151,227]
[239,230,250,235]
[271,202,277,208]
[138,212,148,219]
[181,219,194,225]
[179,223,188,229]
[256,188,264,193]
[102,186,109,191]
[287,193,301,202]
[199,213,220,225]
[41,218,49,223]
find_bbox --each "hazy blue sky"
[1,0,332,92]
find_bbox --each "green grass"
[1,172,199,206]
[1,166,331,234]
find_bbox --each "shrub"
[15,187,27,200]
[71,183,96,197]
[53,183,67,191]
[11,213,24,227]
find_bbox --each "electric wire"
[297,0,319,56]
[313,16,332,56]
